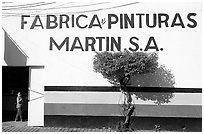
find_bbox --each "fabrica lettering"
[21,13,197,29]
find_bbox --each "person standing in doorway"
[15,92,23,122]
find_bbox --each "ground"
[2,121,114,132]
[2,121,158,132]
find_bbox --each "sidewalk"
[2,121,114,132]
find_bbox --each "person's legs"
[15,108,20,121]
[19,108,23,121]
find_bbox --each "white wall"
[28,67,44,126]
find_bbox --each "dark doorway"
[2,66,29,122]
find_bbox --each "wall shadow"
[129,65,175,105]
[4,30,27,66]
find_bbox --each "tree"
[93,50,161,130]
[93,50,175,131]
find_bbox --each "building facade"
[2,2,202,131]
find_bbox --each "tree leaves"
[93,51,159,86]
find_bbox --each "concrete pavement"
[2,121,114,132]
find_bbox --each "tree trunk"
[123,91,135,128]
[118,76,135,131]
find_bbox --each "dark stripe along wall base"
[44,116,202,132]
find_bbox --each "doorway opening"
[2,66,29,122]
